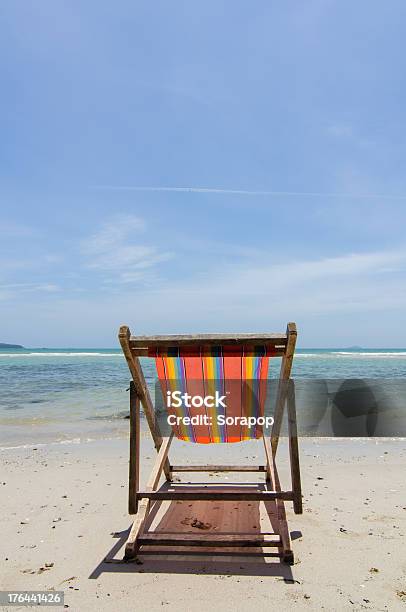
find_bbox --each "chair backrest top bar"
[129,333,288,350]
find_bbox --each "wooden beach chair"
[119,323,302,564]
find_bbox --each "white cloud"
[117,248,406,324]
[0,259,37,272]
[0,282,61,301]
[0,221,35,237]
[157,249,406,298]
[83,214,172,282]
[0,255,62,273]
[2,246,406,346]
[0,283,60,290]
[85,214,145,253]
[326,124,376,152]
[327,124,353,139]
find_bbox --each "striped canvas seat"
[152,345,273,443]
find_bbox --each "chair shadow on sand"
[89,494,300,580]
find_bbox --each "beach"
[3,1,406,607]
[1,349,406,610]
[1,434,406,611]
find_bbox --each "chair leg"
[271,386,286,456]
[262,435,273,484]
[287,381,303,514]
[263,435,294,562]
[124,499,149,559]
[128,383,140,515]
[125,435,173,559]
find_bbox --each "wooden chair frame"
[118,323,302,564]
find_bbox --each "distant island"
[0,342,24,349]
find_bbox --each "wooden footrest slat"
[170,465,267,472]
[138,533,282,547]
[137,489,293,501]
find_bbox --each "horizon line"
[3,346,406,351]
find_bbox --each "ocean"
[1,348,406,448]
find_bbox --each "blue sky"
[1,1,406,347]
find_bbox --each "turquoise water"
[1,348,406,447]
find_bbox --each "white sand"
[1,435,406,611]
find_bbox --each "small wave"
[294,351,406,358]
[332,352,406,357]
[0,352,121,357]
[0,438,82,451]
[0,435,126,452]
[88,411,130,421]
[296,353,329,358]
